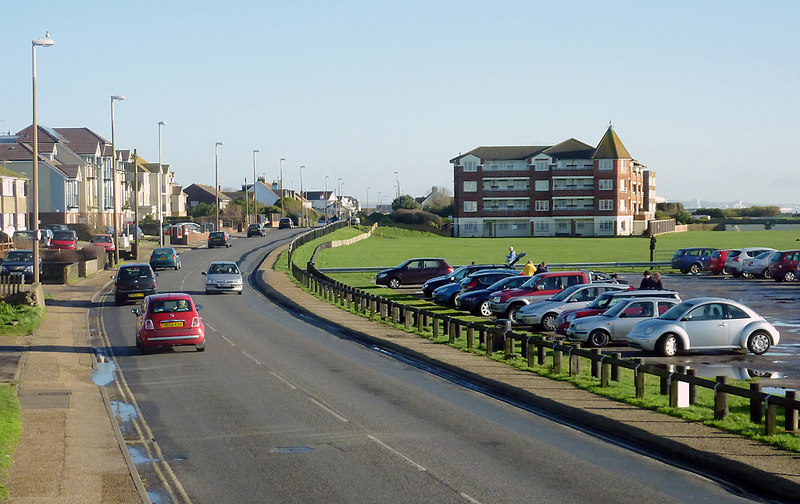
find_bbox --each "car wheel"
[689,263,701,275]
[388,278,400,289]
[784,271,796,282]
[747,331,771,355]
[208,244,213,249]
[196,343,206,352]
[541,313,557,331]
[174,265,179,270]
[506,303,524,323]
[238,290,243,295]
[658,333,680,357]
[140,344,150,355]
[478,301,492,317]
[763,268,772,279]
[589,329,610,348]
[114,296,123,306]
[449,294,458,307]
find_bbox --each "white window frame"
[534,180,549,191]
[463,180,477,192]
[463,201,477,213]
[599,159,613,171]
[535,200,549,211]
[619,179,627,192]
[619,199,626,211]
[599,221,614,232]
[463,160,477,172]
[599,199,613,211]
[598,179,613,190]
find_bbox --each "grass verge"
[0,304,45,338]
[0,385,21,501]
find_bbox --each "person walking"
[650,271,664,290]
[639,270,653,289]
[521,260,536,276]
[505,246,517,265]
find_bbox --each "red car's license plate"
[160,321,184,328]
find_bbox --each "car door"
[721,303,753,346]
[611,300,655,341]
[402,260,425,284]
[684,302,729,348]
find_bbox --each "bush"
[392,209,443,227]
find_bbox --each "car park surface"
[203,260,244,294]
[131,292,205,353]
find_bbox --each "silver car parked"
[741,250,777,279]
[567,297,678,348]
[724,247,775,277]
[516,283,630,330]
[202,261,244,295]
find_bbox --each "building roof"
[450,146,549,164]
[592,126,631,159]
[186,183,231,201]
[543,138,596,160]
[305,190,336,200]
[52,127,109,154]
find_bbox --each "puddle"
[147,491,163,503]
[270,446,314,454]
[129,446,159,464]
[111,401,138,422]
[687,364,783,380]
[762,387,800,397]
[92,360,117,386]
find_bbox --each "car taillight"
[144,319,154,330]
[467,279,478,289]
[191,317,200,328]
[171,255,176,260]
[447,267,454,273]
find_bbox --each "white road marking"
[367,435,426,471]
[270,371,298,390]
[460,492,482,504]
[309,398,349,422]
[241,350,261,365]
[218,333,235,346]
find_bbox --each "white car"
[202,261,244,295]
[724,247,775,277]
[627,298,780,357]
[515,283,630,330]
[567,297,677,347]
[741,250,777,279]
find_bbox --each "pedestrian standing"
[521,260,536,275]
[639,270,653,289]
[538,262,549,272]
[650,271,664,290]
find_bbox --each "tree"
[188,202,214,218]
[391,195,420,211]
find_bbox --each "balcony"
[552,185,594,191]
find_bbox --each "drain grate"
[18,389,72,409]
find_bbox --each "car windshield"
[660,301,692,320]
[153,248,173,255]
[755,250,773,260]
[53,231,75,240]
[150,299,192,313]
[5,251,33,262]
[14,231,34,238]
[586,293,614,309]
[550,284,582,302]
[602,300,631,317]
[120,267,152,279]
[728,251,742,258]
[521,273,544,288]
[249,224,259,229]
[209,263,239,275]
[94,235,112,243]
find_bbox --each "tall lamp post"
[394,171,400,199]
[299,165,304,227]
[214,141,223,231]
[279,157,285,219]
[366,187,369,214]
[324,175,329,223]
[252,149,260,224]
[110,95,125,264]
[32,32,54,285]
[157,121,166,246]
[337,177,342,218]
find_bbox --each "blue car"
[432,282,462,306]
[0,249,42,283]
[671,247,718,274]
[456,275,531,316]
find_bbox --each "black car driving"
[113,263,157,306]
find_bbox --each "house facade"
[0,161,29,236]
[451,126,656,237]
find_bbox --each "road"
[93,233,767,503]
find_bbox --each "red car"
[707,249,731,275]
[769,250,800,282]
[90,234,115,251]
[50,230,78,250]
[132,293,205,353]
[487,271,590,322]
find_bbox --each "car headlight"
[644,326,655,335]
[572,323,583,330]
[377,272,387,278]
[490,296,500,303]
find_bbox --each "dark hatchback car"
[432,269,520,307]
[0,250,42,283]
[456,274,531,316]
[247,223,266,237]
[278,217,294,229]
[769,249,800,282]
[207,231,231,248]
[422,263,511,298]
[375,258,452,289]
[113,263,158,305]
[671,247,717,274]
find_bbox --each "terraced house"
[451,126,656,237]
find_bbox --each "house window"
[599,159,613,171]
[535,200,549,211]
[463,160,477,172]
[620,160,628,172]
[2,179,13,196]
[464,201,477,213]
[535,159,549,171]
[599,199,613,211]
[556,221,570,232]
[463,181,477,192]
[462,222,478,232]
[599,221,614,232]
[535,180,549,191]
[619,179,627,192]
[621,220,626,230]
[16,180,25,196]
[599,179,613,190]
[534,221,551,233]
[619,199,626,211]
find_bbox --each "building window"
[534,221,551,233]
[619,199,626,211]
[464,201,477,213]
[599,159,613,171]
[463,160,477,172]
[620,160,628,172]
[535,180,549,191]
[621,220,626,230]
[535,159,549,171]
[463,180,477,192]
[2,179,13,196]
[462,222,477,232]
[599,199,613,211]
[599,179,613,190]
[599,221,614,232]
[619,179,627,192]
[535,200,549,211]
[556,221,570,232]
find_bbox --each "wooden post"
[590,349,600,378]
[660,364,673,396]
[504,334,513,359]
[568,348,580,376]
[611,352,621,382]
[635,358,645,399]
[750,383,763,424]
[687,368,697,405]
[714,376,728,420]
[527,338,535,367]
[766,399,778,435]
[537,341,546,366]
[417,311,424,333]
[601,357,610,387]
[786,391,798,433]
[404,309,412,330]
[449,320,457,344]
[433,317,440,339]
[467,325,474,351]
[553,347,562,374]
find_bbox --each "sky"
[3,0,799,208]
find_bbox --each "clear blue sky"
[3,1,799,207]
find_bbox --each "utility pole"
[133,149,139,260]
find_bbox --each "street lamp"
[299,165,304,227]
[252,149,260,224]
[279,157,285,219]
[337,177,342,218]
[394,171,400,199]
[111,94,125,264]
[324,175,329,223]
[378,191,381,213]
[157,121,166,246]
[215,142,223,231]
[31,32,54,285]
[366,187,369,214]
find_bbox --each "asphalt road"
[95,235,768,504]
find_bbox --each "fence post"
[404,309,412,330]
[611,352,621,382]
[553,346,562,374]
[750,383,763,423]
[590,349,600,378]
[635,358,645,399]
[504,334,513,359]
[660,364,673,396]
[568,347,580,376]
[433,317,440,339]
[766,398,778,435]
[527,338,535,367]
[467,325,475,351]
[786,391,798,433]
[714,376,728,420]
[687,368,697,405]
[417,310,424,333]
[601,356,610,387]
[479,328,487,350]
[449,320,457,344]
[537,340,546,366]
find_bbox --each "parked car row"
[672,245,800,283]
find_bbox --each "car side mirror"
[195,304,203,311]
[537,285,544,291]
[682,315,692,321]
[201,272,207,276]
[131,308,140,316]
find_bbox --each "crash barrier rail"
[0,274,23,296]
[285,244,800,436]
[318,261,671,274]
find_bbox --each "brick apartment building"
[451,126,656,237]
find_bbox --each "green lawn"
[313,227,800,269]
[0,304,45,338]
[0,385,21,501]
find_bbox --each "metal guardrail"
[318,261,671,274]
